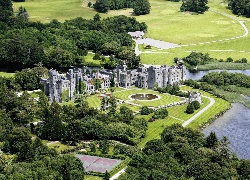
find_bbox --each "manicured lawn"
[114,88,182,107]
[167,97,210,121]
[117,103,142,112]
[0,72,15,78]
[87,94,102,108]
[85,175,103,180]
[84,53,101,66]
[179,86,231,129]
[14,0,242,44]
[138,86,231,146]
[13,0,250,63]
[140,53,176,65]
[12,0,103,23]
[136,0,243,44]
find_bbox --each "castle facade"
[41,64,186,102]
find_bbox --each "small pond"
[203,103,250,160]
[130,93,159,100]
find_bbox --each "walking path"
[182,96,215,127]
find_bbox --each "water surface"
[187,69,250,80]
[203,103,250,159]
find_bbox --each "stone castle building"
[41,64,186,102]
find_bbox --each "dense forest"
[0,0,147,70]
[93,0,151,15]
[120,124,250,180]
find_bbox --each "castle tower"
[163,69,168,87]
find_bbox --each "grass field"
[12,0,103,23]
[114,88,182,107]
[46,141,74,152]
[13,0,243,44]
[85,175,103,180]
[137,86,231,146]
[13,0,250,64]
[139,116,181,147]
[179,86,231,129]
[0,72,15,78]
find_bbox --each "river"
[202,103,250,160]
[187,69,250,80]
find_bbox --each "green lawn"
[0,72,15,78]
[136,0,243,44]
[87,94,102,108]
[13,0,250,64]
[84,53,101,66]
[138,86,231,146]
[14,0,243,44]
[114,88,182,107]
[139,115,182,147]
[167,97,210,121]
[85,175,103,180]
[44,141,74,153]
[12,0,103,23]
[179,86,231,129]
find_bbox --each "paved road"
[182,96,215,127]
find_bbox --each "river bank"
[203,103,250,160]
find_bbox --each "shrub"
[191,100,200,110]
[141,106,153,115]
[186,103,194,114]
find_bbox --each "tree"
[108,95,117,114]
[133,0,151,15]
[191,100,200,110]
[88,1,92,8]
[94,0,110,13]
[101,95,108,111]
[3,127,33,162]
[141,106,153,115]
[0,0,13,23]
[152,108,168,119]
[39,101,65,140]
[206,132,219,149]
[186,103,194,114]
[119,106,134,123]
[17,6,28,21]
[93,78,102,90]
[99,140,109,154]
[103,170,110,180]
[180,0,209,14]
